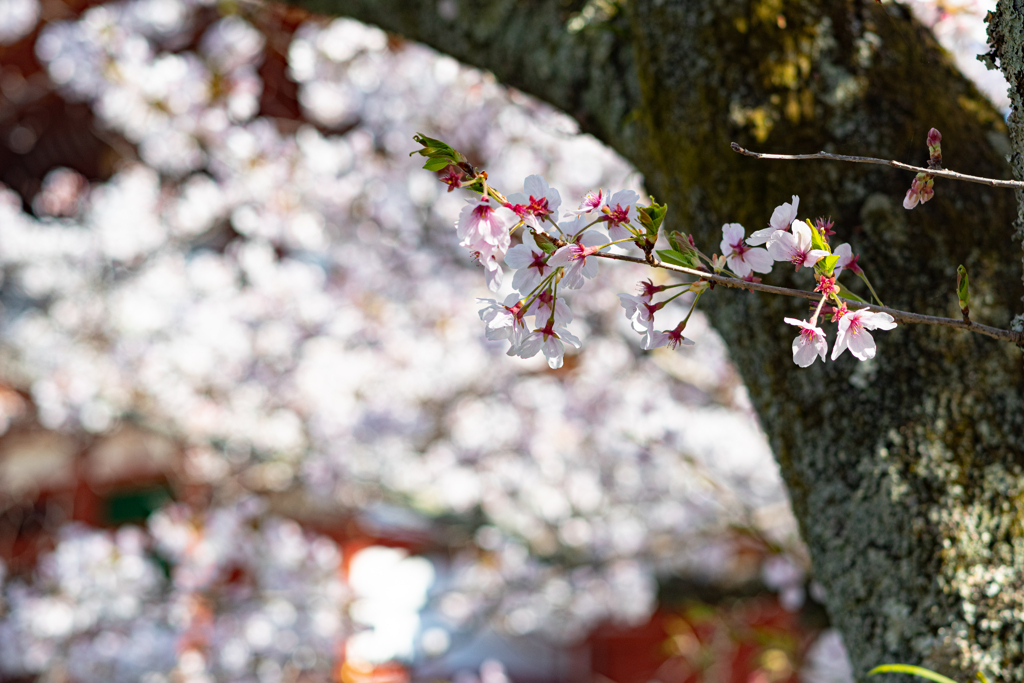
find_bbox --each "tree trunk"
[287,0,1024,678]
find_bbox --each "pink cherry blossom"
[439,165,463,192]
[547,230,605,289]
[505,174,562,231]
[457,196,510,291]
[830,308,897,361]
[783,318,828,368]
[568,189,605,215]
[833,243,862,277]
[719,223,772,277]
[457,196,507,250]
[505,231,554,293]
[766,220,829,271]
[598,189,638,241]
[748,195,799,246]
[903,173,934,209]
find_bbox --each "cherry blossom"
[505,231,554,293]
[456,196,509,291]
[516,318,581,369]
[748,195,800,246]
[505,175,562,231]
[458,196,509,254]
[833,243,862,277]
[719,223,773,277]
[478,294,528,352]
[568,189,605,215]
[618,292,664,333]
[766,220,829,271]
[547,230,606,289]
[903,172,934,209]
[830,309,898,361]
[529,290,572,328]
[644,322,695,351]
[598,189,639,241]
[783,318,828,368]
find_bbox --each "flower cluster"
[425,161,631,368]
[712,196,897,367]
[418,132,900,370]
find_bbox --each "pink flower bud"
[927,128,942,147]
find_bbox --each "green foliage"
[637,199,668,239]
[411,133,467,170]
[658,249,700,270]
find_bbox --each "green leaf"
[637,200,669,239]
[423,157,451,172]
[956,264,970,315]
[411,133,467,165]
[657,249,700,269]
[808,218,830,254]
[867,664,961,683]
[533,231,558,254]
[837,283,869,304]
[818,254,840,276]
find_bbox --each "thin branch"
[593,251,1024,344]
[730,142,1024,190]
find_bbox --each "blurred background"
[0,1,1004,682]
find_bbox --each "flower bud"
[927,127,942,168]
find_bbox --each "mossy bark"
[288,0,1024,678]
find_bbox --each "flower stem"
[858,271,884,307]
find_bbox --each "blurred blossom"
[0,502,347,681]
[11,0,1003,679]
[0,0,40,44]
[32,168,90,217]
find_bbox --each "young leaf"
[956,264,970,319]
[423,157,451,172]
[533,231,558,254]
[867,664,960,683]
[657,249,700,269]
[637,200,668,239]
[818,254,840,276]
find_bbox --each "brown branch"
[593,251,1024,344]
[730,142,1024,190]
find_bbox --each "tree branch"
[594,251,1024,344]
[731,142,1024,190]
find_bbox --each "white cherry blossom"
[505,175,561,231]
[832,243,862,278]
[784,318,828,367]
[767,220,829,271]
[747,195,799,246]
[547,230,606,289]
[599,189,638,241]
[517,319,581,369]
[719,223,773,277]
[505,231,554,293]
[831,309,897,361]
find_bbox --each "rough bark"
[287,0,1024,678]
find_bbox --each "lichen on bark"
[289,0,1024,678]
